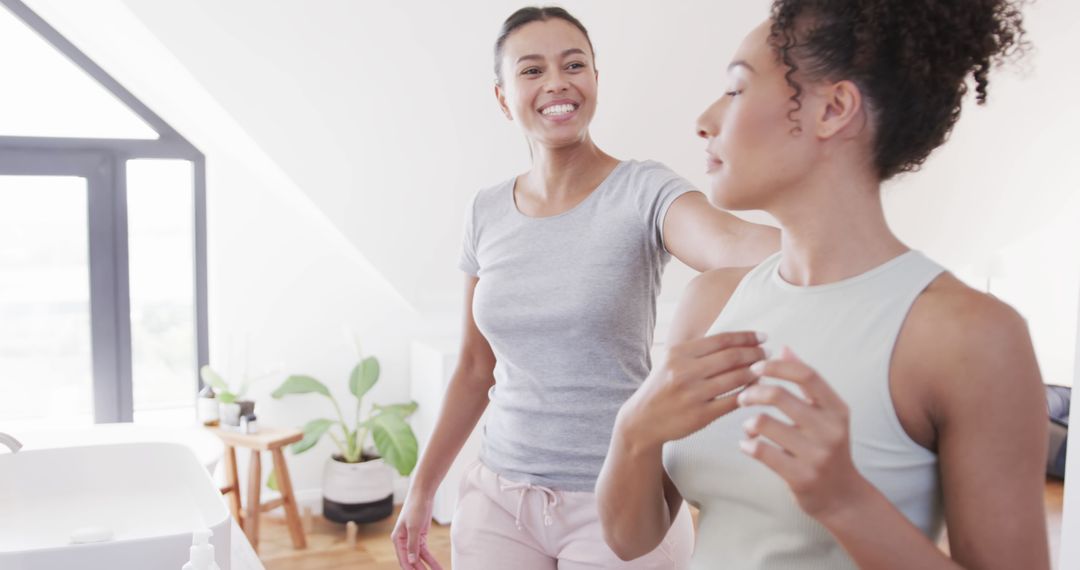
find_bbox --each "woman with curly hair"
[597,0,1050,568]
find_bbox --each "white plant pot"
[218,400,254,427]
[219,402,241,428]
[322,454,395,523]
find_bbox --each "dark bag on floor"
[1047,385,1070,479]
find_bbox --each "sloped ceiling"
[110,0,772,312]
[115,0,1079,313]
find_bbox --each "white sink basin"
[12,423,224,473]
[0,442,231,569]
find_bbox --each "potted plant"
[270,354,418,524]
[200,365,255,428]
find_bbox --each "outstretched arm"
[663,192,779,271]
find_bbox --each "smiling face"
[495,19,598,150]
[695,21,824,212]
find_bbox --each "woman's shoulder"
[905,272,1032,364]
[894,272,1041,425]
[465,176,517,221]
[618,159,687,184]
[610,160,699,224]
[474,175,516,203]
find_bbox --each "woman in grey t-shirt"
[391,7,778,569]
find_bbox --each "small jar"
[197,385,219,427]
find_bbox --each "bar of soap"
[70,526,114,544]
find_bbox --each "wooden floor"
[1046,478,1066,567]
[259,509,451,569]
[257,479,1066,569]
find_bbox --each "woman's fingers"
[739,437,803,483]
[701,365,759,401]
[419,546,444,570]
[703,392,742,420]
[669,340,770,429]
[392,523,438,570]
[748,348,847,415]
[735,347,863,519]
[405,525,423,567]
[693,345,769,381]
[626,331,769,444]
[742,412,815,457]
[737,379,824,430]
[679,330,765,358]
[392,526,410,569]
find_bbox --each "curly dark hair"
[768,0,1029,180]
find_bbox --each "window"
[0,176,94,427]
[127,160,200,422]
[0,3,157,139]
[0,0,207,428]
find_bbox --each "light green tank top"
[663,251,946,569]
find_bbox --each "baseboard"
[264,476,410,520]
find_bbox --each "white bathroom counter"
[231,520,266,570]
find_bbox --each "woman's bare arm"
[409,275,497,497]
[663,192,779,271]
[597,268,755,559]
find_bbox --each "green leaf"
[218,392,236,404]
[349,357,380,400]
[291,418,336,454]
[373,401,418,418]
[368,411,418,476]
[266,469,279,492]
[200,365,229,393]
[271,375,330,399]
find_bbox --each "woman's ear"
[494,83,513,121]
[816,80,863,139]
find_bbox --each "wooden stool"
[208,426,307,552]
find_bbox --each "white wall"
[881,0,1080,389]
[988,217,1080,387]
[105,0,1080,316]
[103,0,763,315]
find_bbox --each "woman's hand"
[737,346,872,522]
[616,331,768,451]
[390,491,443,570]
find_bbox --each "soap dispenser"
[182,528,220,570]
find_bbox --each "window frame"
[0,0,208,423]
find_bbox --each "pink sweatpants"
[451,462,694,569]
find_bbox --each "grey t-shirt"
[459,160,696,491]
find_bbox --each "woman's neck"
[770,164,908,286]
[524,135,617,201]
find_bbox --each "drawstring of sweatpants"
[499,480,560,530]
